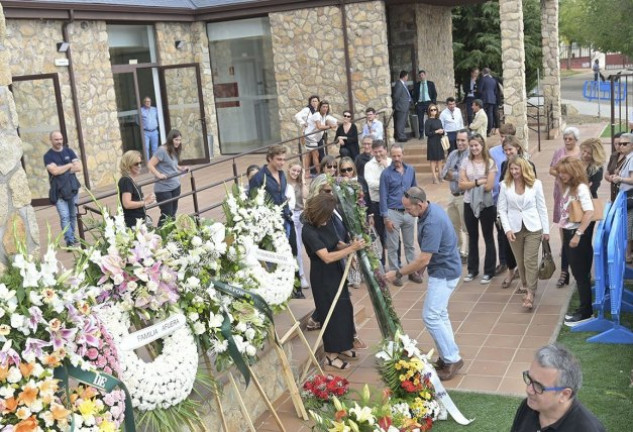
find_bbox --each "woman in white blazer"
[498,156,550,310]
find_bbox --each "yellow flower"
[328,422,351,432]
[399,374,406,382]
[78,399,98,417]
[99,420,117,432]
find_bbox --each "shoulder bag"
[440,135,451,151]
[569,198,604,223]
[538,239,556,280]
[127,177,154,228]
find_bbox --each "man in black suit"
[411,70,437,139]
[392,70,411,142]
[478,67,498,136]
[462,67,480,124]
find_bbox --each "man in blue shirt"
[44,131,82,247]
[385,186,463,381]
[379,144,422,286]
[141,96,160,161]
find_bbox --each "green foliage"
[560,0,633,59]
[453,0,543,94]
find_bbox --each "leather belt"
[144,128,157,132]
[452,192,464,197]
[390,208,405,212]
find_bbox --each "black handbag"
[538,239,556,280]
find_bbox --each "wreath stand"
[300,257,353,383]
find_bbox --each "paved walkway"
[31,121,610,430]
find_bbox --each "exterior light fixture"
[57,42,70,53]
[175,40,184,50]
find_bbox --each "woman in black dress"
[118,150,155,228]
[424,103,446,184]
[302,192,365,370]
[335,110,359,161]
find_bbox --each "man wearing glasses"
[511,344,605,431]
[439,97,464,152]
[384,186,463,380]
[361,107,384,140]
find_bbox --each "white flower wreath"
[95,304,198,411]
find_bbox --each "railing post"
[232,158,239,186]
[190,172,200,226]
[76,206,86,245]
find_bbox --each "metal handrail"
[76,107,391,241]
[526,99,543,152]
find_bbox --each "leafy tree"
[452,0,543,95]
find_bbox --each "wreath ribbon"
[212,280,279,387]
[55,361,136,432]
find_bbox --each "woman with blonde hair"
[579,137,606,198]
[498,156,549,310]
[118,150,156,228]
[459,133,498,283]
[556,158,595,327]
[286,160,310,289]
[424,103,445,184]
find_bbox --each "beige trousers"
[508,224,543,294]
[447,193,468,255]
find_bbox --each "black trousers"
[497,220,517,269]
[464,204,497,277]
[464,96,475,124]
[484,103,496,133]
[415,102,431,137]
[155,185,181,227]
[562,223,595,317]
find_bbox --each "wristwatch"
[575,230,583,237]
[395,269,403,279]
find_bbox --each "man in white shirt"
[469,99,488,139]
[439,97,464,152]
[361,107,384,140]
[364,140,391,263]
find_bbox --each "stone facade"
[0,3,40,266]
[499,0,529,145]
[155,21,220,158]
[415,4,455,101]
[541,0,562,136]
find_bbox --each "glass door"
[158,64,209,164]
[112,70,144,156]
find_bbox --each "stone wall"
[415,4,455,101]
[270,6,347,144]
[499,0,529,145]
[0,3,40,266]
[155,22,219,159]
[270,2,394,144]
[541,0,562,136]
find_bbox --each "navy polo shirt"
[417,202,461,280]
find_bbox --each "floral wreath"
[223,186,295,307]
[95,304,198,411]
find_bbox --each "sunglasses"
[522,371,567,395]
[134,162,143,167]
[321,188,333,194]
[343,114,352,118]
[618,142,631,146]
[340,167,354,173]
[430,108,438,112]
[326,164,338,169]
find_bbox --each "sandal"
[556,271,569,288]
[339,350,359,360]
[522,293,534,311]
[325,355,349,370]
[516,286,527,295]
[501,269,517,289]
[353,336,368,350]
[306,317,321,331]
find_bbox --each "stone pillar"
[499,0,529,146]
[0,3,40,267]
[415,4,455,100]
[541,0,562,137]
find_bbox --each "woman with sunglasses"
[302,192,366,370]
[611,133,633,263]
[118,150,155,228]
[148,129,190,227]
[335,111,359,161]
[320,155,338,177]
[604,132,626,202]
[424,103,446,184]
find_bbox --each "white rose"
[245,344,257,357]
[10,314,25,330]
[188,312,199,322]
[193,322,205,335]
[7,366,22,383]
[191,236,203,247]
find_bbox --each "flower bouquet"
[301,374,350,412]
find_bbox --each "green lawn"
[601,123,629,138]
[434,293,633,431]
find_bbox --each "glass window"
[107,24,155,65]
[208,17,280,154]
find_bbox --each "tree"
[452,0,543,95]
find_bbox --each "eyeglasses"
[618,141,631,146]
[340,167,354,173]
[134,162,143,167]
[343,114,352,118]
[326,164,338,169]
[321,188,333,194]
[522,371,567,394]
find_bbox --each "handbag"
[569,198,604,223]
[538,239,556,280]
[440,135,451,151]
[128,177,154,228]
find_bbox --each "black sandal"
[339,350,359,360]
[556,271,569,288]
[325,356,349,370]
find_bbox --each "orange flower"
[334,409,347,422]
[14,415,38,432]
[42,354,61,368]
[19,363,35,379]
[18,384,39,407]
[50,402,71,421]
[3,397,18,413]
[0,363,9,381]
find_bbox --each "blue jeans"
[155,185,181,227]
[423,276,461,363]
[144,129,159,161]
[55,194,78,245]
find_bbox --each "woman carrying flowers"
[302,192,365,370]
